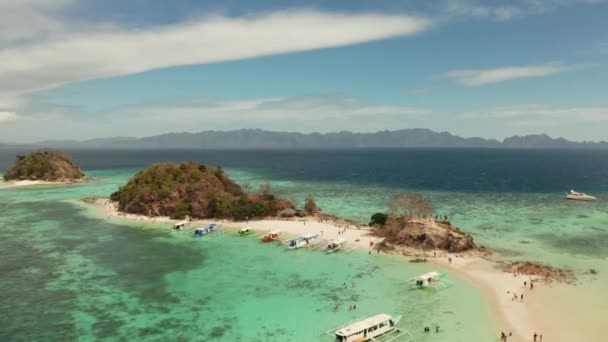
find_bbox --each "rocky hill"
[110,162,297,220]
[2,150,85,181]
[374,216,477,253]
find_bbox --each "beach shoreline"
[1,177,94,188]
[83,196,588,342]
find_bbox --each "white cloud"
[443,63,567,86]
[0,111,18,124]
[436,0,606,22]
[463,105,608,122]
[0,10,431,100]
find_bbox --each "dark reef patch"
[535,232,608,257]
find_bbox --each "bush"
[171,202,190,219]
[370,212,388,226]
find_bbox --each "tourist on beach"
[348,305,352,311]
[533,332,537,341]
[435,326,439,333]
[539,333,543,341]
[448,257,452,263]
[353,305,356,310]
[531,282,534,290]
[524,281,527,287]
[521,294,524,301]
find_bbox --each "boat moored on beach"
[194,223,221,236]
[331,313,410,342]
[565,189,597,201]
[287,233,319,249]
[238,227,255,236]
[172,220,188,230]
[326,238,354,254]
[261,231,281,242]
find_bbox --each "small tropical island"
[109,161,299,220]
[2,150,87,184]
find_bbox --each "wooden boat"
[238,227,255,236]
[287,233,319,249]
[408,271,448,289]
[331,314,411,342]
[172,220,188,231]
[194,223,221,237]
[326,238,349,254]
[261,231,280,242]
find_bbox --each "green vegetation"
[369,212,388,226]
[111,161,295,220]
[3,150,85,181]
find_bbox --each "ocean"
[1,148,607,341]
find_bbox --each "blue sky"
[0,0,607,143]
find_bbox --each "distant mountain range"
[3,129,608,149]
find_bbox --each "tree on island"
[369,212,388,226]
[304,196,320,214]
[388,193,434,218]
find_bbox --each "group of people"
[499,331,512,341]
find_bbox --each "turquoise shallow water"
[0,169,498,341]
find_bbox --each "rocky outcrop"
[3,150,85,181]
[110,161,297,220]
[502,261,575,284]
[374,217,477,253]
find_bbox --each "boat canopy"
[336,314,394,337]
[209,223,218,228]
[331,238,346,245]
[240,227,252,232]
[415,271,440,281]
[269,231,280,235]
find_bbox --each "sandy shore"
[85,197,586,342]
[1,178,93,187]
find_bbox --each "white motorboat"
[565,189,597,201]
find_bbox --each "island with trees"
[2,150,87,183]
[109,161,300,220]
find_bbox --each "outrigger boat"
[238,227,255,236]
[172,220,188,231]
[565,189,597,201]
[408,271,448,290]
[326,238,354,254]
[328,313,412,342]
[194,223,222,237]
[261,231,281,242]
[287,233,319,249]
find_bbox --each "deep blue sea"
[2,148,608,193]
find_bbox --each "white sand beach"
[86,197,593,342]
